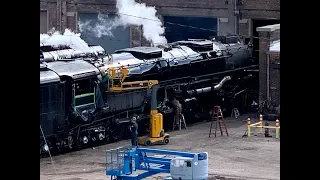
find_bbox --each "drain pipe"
[57,0,62,32]
[267,52,270,101]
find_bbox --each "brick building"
[40,0,280,52]
[257,24,280,116]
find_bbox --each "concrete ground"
[40,114,280,180]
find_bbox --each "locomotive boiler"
[40,36,258,155]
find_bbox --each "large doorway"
[163,16,217,43]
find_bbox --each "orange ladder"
[209,106,229,137]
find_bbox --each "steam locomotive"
[40,36,258,155]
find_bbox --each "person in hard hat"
[129,116,139,147]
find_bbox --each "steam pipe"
[186,76,231,96]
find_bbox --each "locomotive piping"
[213,76,231,90]
[186,76,231,96]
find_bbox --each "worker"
[171,97,182,125]
[100,70,108,83]
[129,116,139,147]
[251,100,258,113]
[94,69,109,110]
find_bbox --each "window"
[75,79,94,95]
[159,60,168,68]
[73,79,96,109]
[186,160,191,167]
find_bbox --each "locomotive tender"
[40,36,258,155]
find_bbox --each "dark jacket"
[129,122,138,135]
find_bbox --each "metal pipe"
[186,76,231,96]
[213,76,231,90]
[267,53,270,101]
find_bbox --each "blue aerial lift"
[106,147,209,180]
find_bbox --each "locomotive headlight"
[43,144,49,152]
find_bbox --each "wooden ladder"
[209,106,229,137]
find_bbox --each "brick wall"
[257,24,280,108]
[269,53,280,106]
[40,0,280,45]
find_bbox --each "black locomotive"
[40,36,258,155]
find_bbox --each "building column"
[256,24,280,109]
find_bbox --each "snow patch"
[269,40,280,52]
[40,29,92,52]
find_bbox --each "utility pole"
[139,0,143,46]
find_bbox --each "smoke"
[79,0,167,46]
[79,14,123,38]
[40,29,92,52]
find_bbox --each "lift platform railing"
[106,147,130,176]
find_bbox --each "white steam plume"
[40,29,92,52]
[79,14,123,38]
[79,0,167,46]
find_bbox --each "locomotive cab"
[46,60,101,123]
